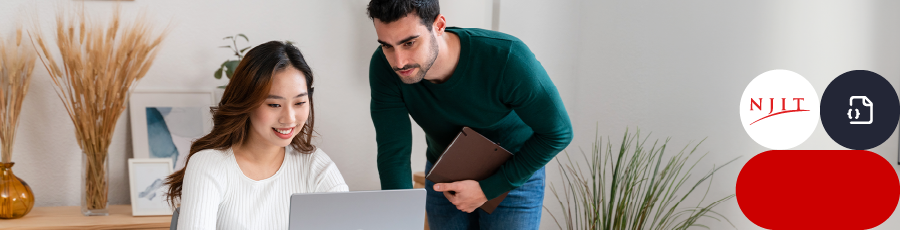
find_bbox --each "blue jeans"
[424,161,545,230]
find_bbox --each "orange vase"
[0,162,34,219]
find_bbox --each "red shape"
[749,109,810,125]
[737,150,900,230]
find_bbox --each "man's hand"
[433,180,488,213]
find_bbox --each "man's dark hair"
[367,0,440,30]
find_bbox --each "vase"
[81,152,109,216]
[0,162,34,219]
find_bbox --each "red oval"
[737,150,900,230]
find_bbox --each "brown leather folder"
[425,127,512,214]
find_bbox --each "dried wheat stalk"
[0,25,36,164]
[32,5,168,211]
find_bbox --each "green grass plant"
[545,127,739,230]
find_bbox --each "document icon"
[849,96,873,124]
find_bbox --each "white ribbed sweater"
[177,146,349,230]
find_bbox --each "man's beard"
[396,34,439,84]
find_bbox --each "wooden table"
[414,171,429,230]
[0,205,171,230]
[414,171,427,189]
[1,174,430,230]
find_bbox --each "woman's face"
[248,66,310,148]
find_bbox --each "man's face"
[374,13,439,84]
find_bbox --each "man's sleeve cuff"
[478,172,515,200]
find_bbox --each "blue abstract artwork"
[146,107,205,170]
[131,161,171,213]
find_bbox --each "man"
[366,0,572,229]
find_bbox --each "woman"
[165,41,348,229]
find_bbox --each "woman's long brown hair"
[164,41,316,207]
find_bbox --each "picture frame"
[128,158,175,216]
[129,90,214,171]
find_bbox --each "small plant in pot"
[213,34,250,102]
[0,25,37,219]
[545,127,740,230]
[214,34,251,84]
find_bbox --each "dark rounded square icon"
[821,70,900,150]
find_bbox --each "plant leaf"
[219,45,232,49]
[224,60,240,79]
[237,34,248,42]
[223,36,233,40]
[545,127,739,230]
[215,61,229,79]
[240,46,251,53]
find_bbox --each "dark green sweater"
[369,27,573,200]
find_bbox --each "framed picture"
[128,158,174,216]
[130,90,214,171]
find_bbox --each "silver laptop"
[288,189,426,230]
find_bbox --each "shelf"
[0,205,171,230]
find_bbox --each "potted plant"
[545,127,739,230]
[213,34,250,103]
[0,25,37,219]
[33,6,169,216]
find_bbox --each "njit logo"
[740,70,819,150]
[748,97,808,125]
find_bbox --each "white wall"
[497,0,900,229]
[2,0,900,229]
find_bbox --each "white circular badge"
[740,69,819,150]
